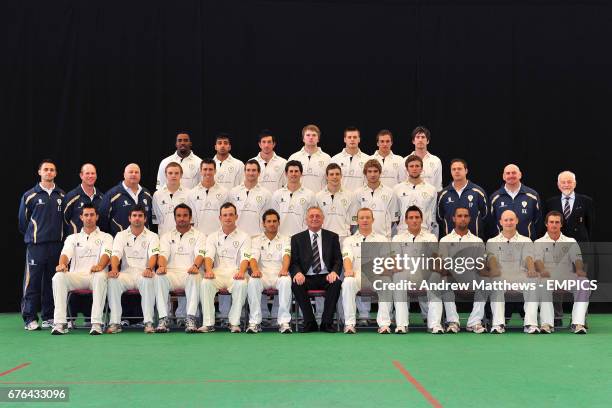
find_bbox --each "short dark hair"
[215,133,231,143]
[363,159,382,175]
[129,204,147,218]
[405,205,423,219]
[245,159,261,172]
[404,154,423,168]
[165,161,183,174]
[258,129,276,144]
[174,203,192,217]
[200,157,216,169]
[285,160,303,173]
[220,202,237,215]
[545,210,564,225]
[344,126,360,135]
[450,158,468,169]
[176,132,191,139]
[411,126,431,142]
[326,163,342,175]
[376,129,393,142]
[262,208,280,222]
[38,158,57,171]
[80,203,98,215]
[453,206,470,217]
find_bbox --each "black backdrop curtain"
[2,0,611,311]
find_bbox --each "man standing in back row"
[288,124,331,192]
[406,126,443,192]
[156,132,202,189]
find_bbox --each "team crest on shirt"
[468,195,473,202]
[95,239,102,246]
[421,192,428,198]
[233,241,240,248]
[300,198,306,205]
[522,201,527,208]
[189,238,195,245]
[341,199,347,206]
[218,174,225,181]
[141,241,148,249]
[393,163,399,168]
[228,166,234,173]
[318,161,324,167]
[430,162,435,168]
[382,195,388,201]
[256,196,263,203]
[263,175,270,181]
[276,243,282,250]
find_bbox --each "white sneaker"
[540,324,554,334]
[344,325,356,334]
[245,324,261,333]
[41,319,54,329]
[490,325,505,334]
[395,326,407,334]
[144,322,156,334]
[67,320,76,330]
[197,325,215,333]
[446,322,460,334]
[185,317,198,333]
[279,323,293,334]
[105,324,122,334]
[230,325,242,333]
[466,323,486,334]
[524,325,540,334]
[155,318,170,333]
[377,326,391,334]
[24,320,40,331]
[89,324,103,335]
[430,325,445,334]
[51,324,67,335]
[572,324,587,334]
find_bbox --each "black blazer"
[290,229,343,277]
[544,193,594,242]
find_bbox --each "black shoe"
[554,318,563,328]
[319,323,337,333]
[300,322,319,333]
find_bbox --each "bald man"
[489,164,542,240]
[99,163,153,236]
[63,163,104,237]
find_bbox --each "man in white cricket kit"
[246,209,293,334]
[316,163,354,245]
[251,130,287,193]
[187,158,229,235]
[406,126,443,192]
[429,207,487,334]
[486,209,540,334]
[392,206,438,333]
[371,129,406,188]
[330,127,371,192]
[153,162,190,237]
[270,160,315,238]
[51,204,113,335]
[394,155,438,236]
[106,204,159,334]
[229,160,272,237]
[535,211,590,334]
[213,133,244,190]
[341,208,390,334]
[288,124,331,192]
[156,132,202,189]
[199,202,251,333]
[154,204,206,334]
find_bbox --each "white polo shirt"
[186,183,229,235]
[316,187,354,240]
[156,151,203,189]
[288,147,331,192]
[250,233,291,272]
[112,228,160,271]
[534,232,582,278]
[330,149,371,192]
[393,180,438,234]
[270,186,315,237]
[352,183,398,239]
[152,186,190,237]
[438,229,485,260]
[487,232,534,278]
[228,183,272,237]
[406,151,443,192]
[61,227,114,273]
[204,228,251,270]
[159,227,207,270]
[372,150,406,188]
[251,153,287,193]
[214,154,244,190]
[342,231,388,275]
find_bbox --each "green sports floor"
[1,313,612,408]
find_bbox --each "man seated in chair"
[198,202,251,333]
[290,206,343,333]
[52,204,113,335]
[106,204,159,334]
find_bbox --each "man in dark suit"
[290,206,343,332]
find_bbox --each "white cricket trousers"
[52,271,107,324]
[154,269,201,319]
[427,271,481,328]
[107,268,156,324]
[200,268,247,327]
[247,271,291,325]
[540,276,591,325]
[341,276,391,327]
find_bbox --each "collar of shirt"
[496,232,522,242]
[449,229,474,240]
[128,227,150,240]
[562,192,575,204]
[503,183,523,198]
[171,227,195,239]
[214,154,237,164]
[172,151,195,162]
[79,184,98,200]
[122,182,142,199]
[308,229,323,241]
[38,183,56,195]
[542,232,569,242]
[299,147,324,157]
[373,150,395,160]
[341,148,364,158]
[256,152,279,163]
[409,150,431,160]
[79,226,101,236]
[452,181,469,196]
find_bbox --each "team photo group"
[19,124,594,337]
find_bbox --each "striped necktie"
[312,233,321,274]
[563,196,571,219]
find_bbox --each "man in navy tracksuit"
[62,163,104,237]
[488,164,542,240]
[437,158,488,239]
[98,163,152,235]
[18,159,65,330]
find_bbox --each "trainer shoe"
[175,318,186,329]
[430,325,445,334]
[230,325,242,333]
[51,323,67,335]
[197,325,215,333]
[395,326,408,334]
[524,325,540,334]
[89,323,103,335]
[67,320,76,330]
[24,320,40,331]
[466,323,486,334]
[144,322,156,334]
[155,318,170,333]
[490,325,505,334]
[540,324,554,334]
[41,319,54,329]
[185,316,198,333]
[377,326,391,334]
[106,324,122,334]
[344,325,357,334]
[446,322,460,334]
[245,324,261,333]
[120,320,130,327]
[572,324,587,334]
[279,323,293,334]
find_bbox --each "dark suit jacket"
[544,193,594,242]
[290,229,343,277]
